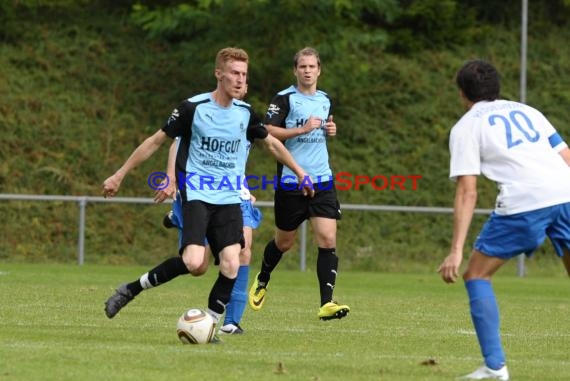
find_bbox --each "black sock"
[208,272,236,316]
[126,256,189,296]
[317,247,338,306]
[258,239,284,284]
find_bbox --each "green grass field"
[0,263,568,381]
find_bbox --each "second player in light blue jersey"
[249,47,350,321]
[266,84,333,184]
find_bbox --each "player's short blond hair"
[215,47,249,70]
[294,47,320,68]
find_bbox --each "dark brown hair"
[456,59,500,102]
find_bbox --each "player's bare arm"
[438,175,478,283]
[261,134,315,197]
[266,116,323,141]
[154,139,178,204]
[559,147,570,166]
[102,129,169,198]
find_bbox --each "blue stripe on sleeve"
[549,132,564,148]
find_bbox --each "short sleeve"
[162,100,196,140]
[264,93,290,127]
[537,111,569,152]
[247,110,268,141]
[449,118,481,181]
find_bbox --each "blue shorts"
[171,195,183,230]
[475,203,570,259]
[241,199,262,229]
[170,196,185,249]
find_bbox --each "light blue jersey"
[265,85,333,184]
[162,92,267,204]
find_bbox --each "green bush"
[1,2,570,269]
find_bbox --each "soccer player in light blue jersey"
[248,47,350,320]
[438,59,570,380]
[160,99,263,335]
[102,48,313,341]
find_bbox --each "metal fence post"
[300,220,307,271]
[78,197,87,266]
[516,0,528,278]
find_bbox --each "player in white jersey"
[438,59,570,380]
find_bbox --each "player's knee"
[462,269,490,281]
[319,238,336,248]
[190,267,207,276]
[239,248,252,265]
[218,254,240,278]
[182,255,207,276]
[317,234,336,248]
[192,259,209,276]
[275,239,294,252]
[219,262,239,279]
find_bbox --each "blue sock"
[224,265,249,326]
[465,279,506,370]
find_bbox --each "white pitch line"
[3,341,570,366]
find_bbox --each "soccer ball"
[176,308,215,344]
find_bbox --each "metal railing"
[0,193,525,275]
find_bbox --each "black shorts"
[181,200,244,263]
[274,181,341,231]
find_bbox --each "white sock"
[139,273,153,289]
[207,308,222,325]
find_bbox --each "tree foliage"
[2,0,570,266]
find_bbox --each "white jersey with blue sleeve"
[265,85,333,184]
[449,100,570,215]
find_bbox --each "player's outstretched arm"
[102,129,169,198]
[154,139,178,203]
[261,134,315,197]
